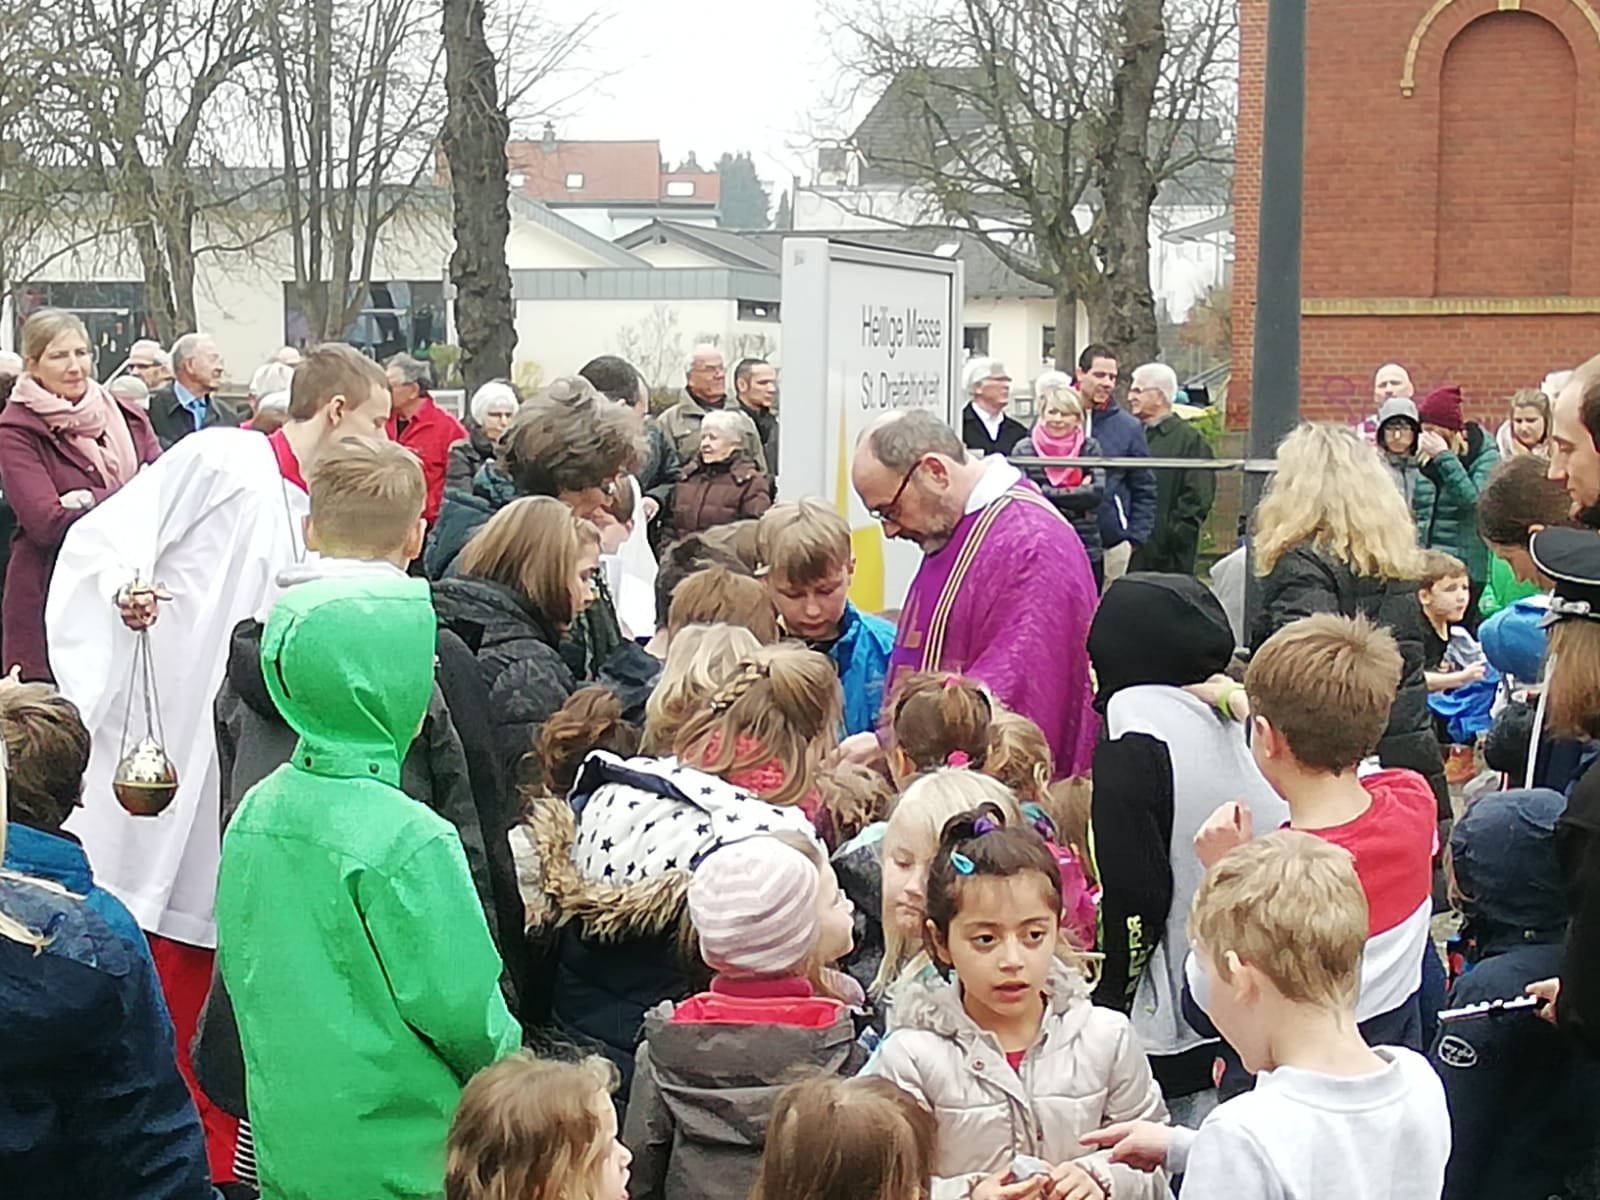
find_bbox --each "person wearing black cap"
[1435,786,1599,1200]
[1086,573,1289,1124]
[1525,525,1600,1055]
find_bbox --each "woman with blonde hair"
[433,495,601,788]
[0,308,160,679]
[1252,422,1447,813]
[528,644,840,1096]
[1010,377,1106,585]
[1495,387,1552,461]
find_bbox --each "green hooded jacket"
[217,575,518,1200]
[1412,422,1500,584]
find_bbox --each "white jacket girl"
[864,962,1168,1200]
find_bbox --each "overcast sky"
[532,0,853,201]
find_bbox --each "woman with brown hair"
[432,495,601,788]
[0,309,160,680]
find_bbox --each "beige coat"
[655,389,770,475]
[863,963,1169,1200]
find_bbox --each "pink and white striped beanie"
[688,838,820,978]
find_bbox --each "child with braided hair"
[863,803,1168,1200]
[527,644,843,1098]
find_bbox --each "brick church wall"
[1230,0,1600,431]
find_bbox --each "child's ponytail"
[533,686,641,801]
[889,671,994,774]
[674,645,843,806]
[923,803,1064,966]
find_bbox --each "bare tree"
[258,0,445,344]
[614,304,687,391]
[444,1,604,389]
[28,0,264,340]
[826,0,1234,367]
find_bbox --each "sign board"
[777,239,963,613]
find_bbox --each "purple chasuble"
[889,482,1099,776]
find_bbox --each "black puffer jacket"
[1011,433,1105,571]
[1252,544,1449,816]
[432,574,577,790]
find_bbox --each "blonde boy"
[756,499,895,734]
[1085,832,1450,1199]
[1194,614,1437,1045]
[303,436,428,565]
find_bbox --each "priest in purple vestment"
[851,409,1099,776]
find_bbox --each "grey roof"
[508,194,649,266]
[1162,209,1233,242]
[843,68,1231,208]
[510,265,779,304]
[611,220,1050,300]
[615,220,780,271]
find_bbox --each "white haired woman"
[1010,375,1106,586]
[664,407,772,540]
[447,379,521,494]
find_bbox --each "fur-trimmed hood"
[525,789,690,943]
[889,959,1093,1041]
[525,752,817,943]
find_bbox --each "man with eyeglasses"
[656,343,769,473]
[124,339,172,389]
[848,407,1099,777]
[1076,343,1155,590]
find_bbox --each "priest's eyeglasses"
[871,460,922,524]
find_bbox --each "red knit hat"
[1417,386,1465,432]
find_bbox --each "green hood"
[261,575,435,787]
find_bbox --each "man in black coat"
[147,333,241,449]
[959,356,1029,457]
[1127,361,1214,576]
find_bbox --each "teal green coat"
[1412,423,1500,584]
[217,575,518,1200]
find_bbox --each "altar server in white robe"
[45,343,392,1174]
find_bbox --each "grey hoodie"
[1377,397,1422,503]
[624,992,862,1200]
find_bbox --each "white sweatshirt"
[1168,1047,1450,1200]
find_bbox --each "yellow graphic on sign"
[837,413,885,614]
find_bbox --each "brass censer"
[112,590,178,816]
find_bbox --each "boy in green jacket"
[217,571,518,1199]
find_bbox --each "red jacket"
[387,394,465,524]
[669,976,845,1028]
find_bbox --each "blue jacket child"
[1434,787,1600,1200]
[1086,399,1157,555]
[0,682,210,1199]
[822,600,897,737]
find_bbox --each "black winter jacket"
[1252,544,1449,816]
[1011,433,1105,568]
[432,575,577,790]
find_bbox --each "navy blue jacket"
[0,874,211,1199]
[1087,401,1156,549]
[1434,943,1599,1200]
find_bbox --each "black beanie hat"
[1088,573,1237,710]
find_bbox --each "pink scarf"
[1029,423,1085,488]
[10,375,139,488]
